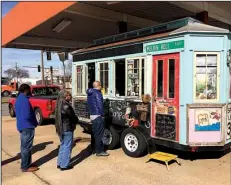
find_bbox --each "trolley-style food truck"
[71,17,231,157]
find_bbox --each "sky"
[1,2,67,78]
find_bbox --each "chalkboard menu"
[74,99,90,119]
[155,114,176,140]
[109,100,128,125]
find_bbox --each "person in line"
[87,81,109,157]
[55,90,79,171]
[15,84,39,172]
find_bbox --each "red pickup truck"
[8,85,61,125]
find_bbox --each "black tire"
[34,108,43,125]
[102,125,120,150]
[120,128,147,158]
[9,104,16,117]
[2,91,10,97]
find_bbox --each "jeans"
[20,128,35,170]
[57,132,73,168]
[91,116,104,154]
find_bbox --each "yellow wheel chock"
[147,151,181,170]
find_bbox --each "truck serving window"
[115,59,126,96]
[126,58,146,97]
[99,62,109,95]
[194,52,220,101]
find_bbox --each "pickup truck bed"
[8,85,60,125]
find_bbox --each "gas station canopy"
[2,1,231,52]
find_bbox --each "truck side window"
[99,62,109,95]
[194,52,219,101]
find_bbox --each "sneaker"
[22,166,39,172]
[96,152,110,157]
[60,166,73,171]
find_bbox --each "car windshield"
[32,87,60,96]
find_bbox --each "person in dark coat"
[87,81,109,156]
[55,90,79,171]
[15,84,39,172]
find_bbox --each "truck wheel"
[102,125,120,150]
[120,128,147,158]
[2,91,10,97]
[35,108,43,125]
[9,104,16,117]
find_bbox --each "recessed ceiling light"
[106,2,120,5]
[52,19,72,33]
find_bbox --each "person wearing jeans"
[55,91,78,171]
[87,81,109,157]
[15,84,38,172]
[57,132,73,169]
[91,116,105,154]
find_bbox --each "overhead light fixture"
[106,2,120,5]
[52,19,72,33]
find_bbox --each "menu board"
[74,100,90,119]
[155,114,176,140]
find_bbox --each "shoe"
[91,149,96,154]
[57,165,60,169]
[29,164,37,168]
[22,166,39,172]
[96,152,110,157]
[60,166,73,171]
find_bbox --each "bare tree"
[65,60,72,82]
[4,67,30,81]
[65,60,72,76]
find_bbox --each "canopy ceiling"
[2,1,231,52]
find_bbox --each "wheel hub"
[102,129,112,145]
[124,133,138,152]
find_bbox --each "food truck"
[71,17,231,157]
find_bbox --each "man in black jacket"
[55,90,78,171]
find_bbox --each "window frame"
[98,61,110,96]
[167,58,176,99]
[193,52,220,102]
[156,59,164,98]
[125,57,146,98]
[75,64,87,96]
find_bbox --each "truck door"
[152,53,180,141]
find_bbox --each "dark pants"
[20,128,35,170]
[57,132,73,168]
[91,116,104,154]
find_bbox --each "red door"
[152,53,180,141]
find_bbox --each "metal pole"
[62,61,66,89]
[41,50,45,85]
[15,63,18,84]
[51,67,54,85]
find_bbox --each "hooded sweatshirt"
[86,88,104,116]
